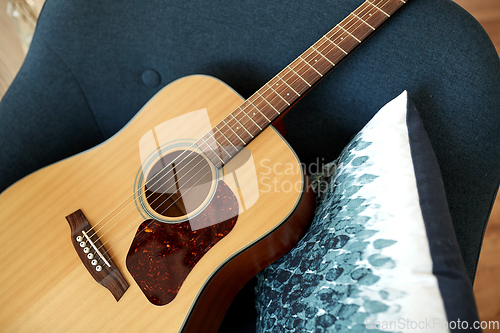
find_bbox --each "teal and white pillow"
[255,91,479,332]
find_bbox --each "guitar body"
[0,75,315,332]
[0,1,410,329]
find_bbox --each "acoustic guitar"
[0,0,407,332]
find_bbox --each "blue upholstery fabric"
[0,0,499,331]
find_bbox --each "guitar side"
[0,75,314,332]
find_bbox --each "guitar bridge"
[66,209,129,301]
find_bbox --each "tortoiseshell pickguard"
[126,180,239,306]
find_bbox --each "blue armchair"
[1,0,498,331]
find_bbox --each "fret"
[212,128,237,157]
[199,0,408,170]
[222,119,246,145]
[303,46,335,74]
[224,116,253,142]
[354,4,387,29]
[266,82,292,106]
[337,24,361,43]
[352,13,375,30]
[258,87,289,112]
[326,28,359,54]
[298,55,323,77]
[311,45,335,66]
[209,134,239,165]
[323,35,348,55]
[237,106,262,130]
[202,134,229,160]
[230,113,253,138]
[366,0,390,17]
[274,74,300,97]
[342,14,375,41]
[198,136,217,159]
[256,91,281,115]
[247,98,271,122]
[292,58,322,85]
[377,0,405,16]
[314,37,345,65]
[279,66,312,96]
[303,48,332,73]
[286,65,312,87]
[232,108,261,135]
[240,102,269,129]
[198,135,224,168]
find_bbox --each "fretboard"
[198,0,408,168]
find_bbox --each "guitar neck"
[198,0,408,168]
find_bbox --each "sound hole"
[144,150,214,218]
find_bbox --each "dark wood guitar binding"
[66,209,129,301]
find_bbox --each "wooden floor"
[452,1,500,330]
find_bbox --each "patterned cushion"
[255,91,479,332]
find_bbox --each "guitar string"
[87,0,387,258]
[84,0,394,265]
[96,3,399,269]
[92,87,285,252]
[88,0,388,263]
[85,109,251,240]
[89,0,385,244]
[84,68,288,241]
[85,43,305,243]
[92,156,210,242]
[91,4,370,248]
[86,97,268,242]
[101,165,217,262]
